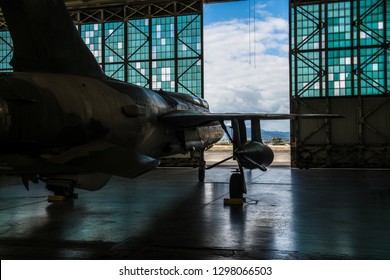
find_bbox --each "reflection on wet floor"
[0,167,390,259]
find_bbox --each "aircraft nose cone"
[0,100,11,140]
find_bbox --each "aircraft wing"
[47,141,160,179]
[160,110,343,127]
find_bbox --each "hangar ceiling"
[1,0,242,17]
[64,0,241,9]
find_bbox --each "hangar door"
[290,0,390,168]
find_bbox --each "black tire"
[198,151,206,182]
[46,185,75,199]
[198,166,205,182]
[229,173,244,199]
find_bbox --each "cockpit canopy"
[168,92,209,109]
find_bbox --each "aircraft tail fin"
[0,0,105,78]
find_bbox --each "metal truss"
[0,18,6,29]
[69,1,202,22]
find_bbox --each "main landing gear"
[45,180,79,201]
[229,171,246,199]
[197,149,247,202]
[22,176,79,201]
[197,118,274,203]
[198,149,206,183]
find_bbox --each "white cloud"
[204,12,290,131]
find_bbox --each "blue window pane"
[81,24,102,63]
[152,17,174,60]
[128,19,149,62]
[152,60,175,91]
[0,30,13,71]
[178,15,201,58]
[0,13,203,97]
[106,64,125,81]
[128,61,149,87]
[178,58,202,97]
[105,22,125,64]
[291,0,388,97]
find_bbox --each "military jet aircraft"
[0,0,339,200]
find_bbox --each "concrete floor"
[0,164,390,260]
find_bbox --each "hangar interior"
[0,0,390,260]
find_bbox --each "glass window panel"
[178,15,201,58]
[178,58,202,97]
[152,17,174,60]
[291,0,388,97]
[0,30,13,71]
[104,22,125,64]
[0,13,203,97]
[128,19,150,62]
[81,24,102,63]
[106,64,125,81]
[152,60,175,91]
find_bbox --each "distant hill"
[220,127,290,142]
[261,130,290,140]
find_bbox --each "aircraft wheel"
[198,149,206,182]
[46,185,76,199]
[229,173,245,199]
[198,162,206,182]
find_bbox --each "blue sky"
[204,0,288,25]
[202,0,291,131]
